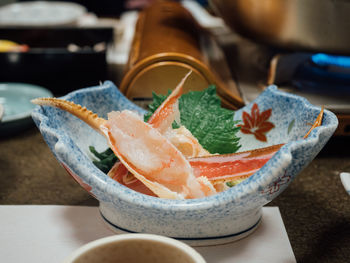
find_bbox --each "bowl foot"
[99,210,261,246]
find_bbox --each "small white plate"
[0,83,52,136]
[0,1,86,27]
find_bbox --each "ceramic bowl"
[63,233,206,263]
[32,81,338,246]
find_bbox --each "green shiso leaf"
[89,146,118,173]
[144,85,241,154]
[178,85,241,154]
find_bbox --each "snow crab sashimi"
[103,110,216,199]
[189,144,283,192]
[108,161,157,197]
[146,70,187,133]
[164,126,210,158]
[146,70,209,158]
[32,70,325,199]
[108,144,284,196]
[31,72,216,199]
[107,101,324,196]
[30,99,216,199]
[190,144,283,182]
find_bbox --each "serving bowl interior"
[32,81,338,245]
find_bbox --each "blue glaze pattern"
[32,81,338,245]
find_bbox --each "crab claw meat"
[103,110,216,199]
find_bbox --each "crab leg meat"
[108,161,157,197]
[147,70,190,132]
[189,144,283,182]
[108,144,283,195]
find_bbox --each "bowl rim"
[62,233,206,263]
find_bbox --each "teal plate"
[0,83,52,136]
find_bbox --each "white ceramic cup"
[63,233,206,263]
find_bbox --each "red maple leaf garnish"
[237,103,275,142]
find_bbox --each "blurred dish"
[210,0,350,54]
[340,172,350,195]
[0,103,3,122]
[0,1,87,27]
[0,40,28,52]
[0,83,52,136]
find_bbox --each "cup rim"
[63,233,206,263]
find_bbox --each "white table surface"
[0,205,296,263]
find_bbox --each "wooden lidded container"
[119,0,243,109]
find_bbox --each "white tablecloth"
[0,205,296,263]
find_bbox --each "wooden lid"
[120,52,244,109]
[119,1,244,109]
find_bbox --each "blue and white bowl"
[32,81,338,246]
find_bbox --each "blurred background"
[0,1,349,262]
[0,0,349,135]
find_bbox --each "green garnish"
[226,181,235,187]
[226,179,245,187]
[145,85,241,154]
[89,146,118,173]
[144,90,172,123]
